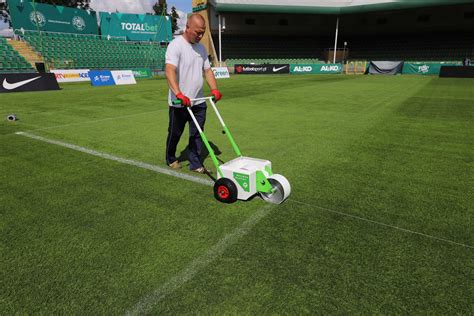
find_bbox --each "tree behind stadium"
[152,0,180,35]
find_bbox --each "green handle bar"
[172,96,215,106]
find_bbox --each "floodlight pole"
[343,41,347,64]
[218,14,222,66]
[333,17,339,64]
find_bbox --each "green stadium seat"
[19,31,167,70]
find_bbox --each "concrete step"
[7,39,44,66]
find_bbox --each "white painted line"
[16,131,213,187]
[126,204,274,316]
[16,131,277,314]
[290,199,473,249]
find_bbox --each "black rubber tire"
[213,178,238,203]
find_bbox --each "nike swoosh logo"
[273,66,287,72]
[2,76,42,90]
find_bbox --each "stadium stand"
[207,1,474,65]
[0,37,35,73]
[216,31,474,64]
[215,35,331,60]
[347,32,474,61]
[20,30,166,70]
[2,1,472,74]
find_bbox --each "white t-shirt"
[166,36,211,107]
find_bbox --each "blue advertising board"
[89,70,115,86]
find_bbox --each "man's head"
[184,14,206,44]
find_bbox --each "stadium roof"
[211,0,474,14]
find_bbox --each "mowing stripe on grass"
[16,131,472,250]
[126,204,274,315]
[290,199,473,249]
[2,110,165,138]
[15,131,472,313]
[27,109,164,132]
[15,131,213,187]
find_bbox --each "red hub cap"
[218,185,230,199]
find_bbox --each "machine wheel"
[214,178,238,203]
[260,174,291,204]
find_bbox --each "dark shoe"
[168,160,182,169]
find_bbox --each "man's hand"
[176,92,191,107]
[210,89,222,102]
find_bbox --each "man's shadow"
[176,141,224,166]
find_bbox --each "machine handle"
[172,96,215,106]
[171,96,242,157]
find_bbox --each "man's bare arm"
[165,64,181,95]
[204,68,218,90]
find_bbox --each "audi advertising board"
[234,64,290,74]
[0,73,60,93]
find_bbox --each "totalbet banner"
[99,12,172,42]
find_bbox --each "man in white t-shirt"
[165,14,222,174]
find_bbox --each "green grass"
[1,75,473,313]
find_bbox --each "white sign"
[51,69,90,82]
[212,67,230,79]
[111,70,136,85]
[418,65,430,74]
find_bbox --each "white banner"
[212,67,230,79]
[111,70,136,85]
[51,69,90,83]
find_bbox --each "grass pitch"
[1,75,473,313]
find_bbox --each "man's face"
[186,20,206,44]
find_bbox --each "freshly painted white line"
[16,131,271,315]
[290,199,473,249]
[15,131,275,314]
[126,204,274,316]
[15,131,213,187]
